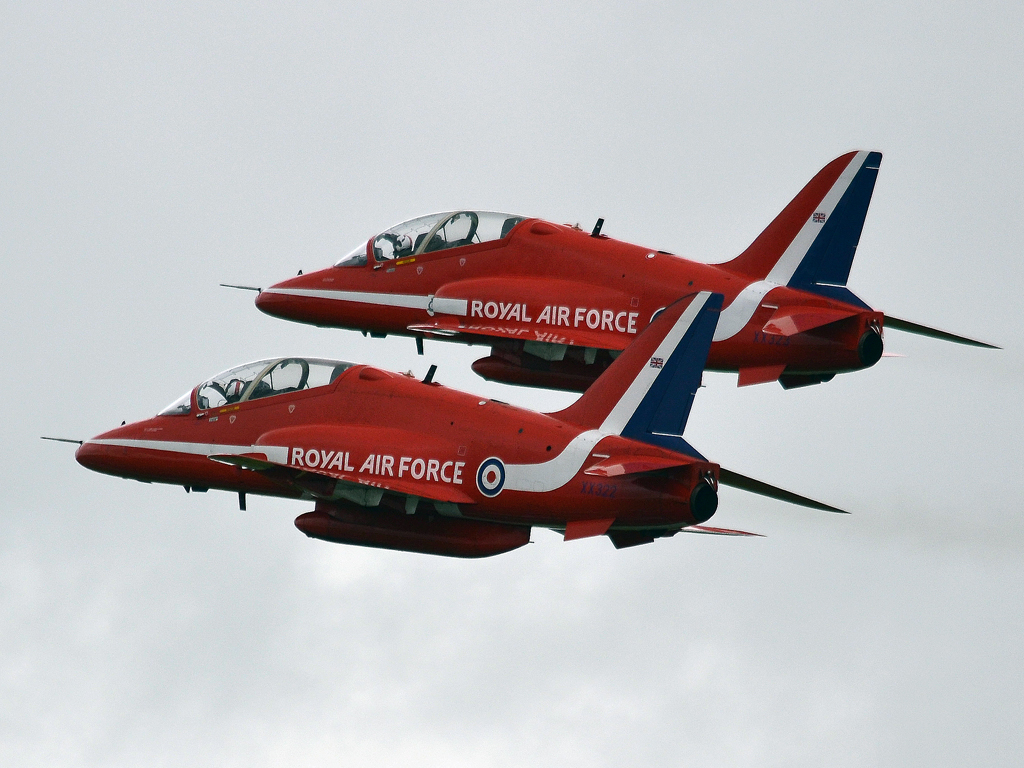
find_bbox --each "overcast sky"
[3,2,1023,766]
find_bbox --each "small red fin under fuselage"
[737,364,786,387]
[564,518,616,541]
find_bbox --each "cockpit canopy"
[336,210,525,267]
[159,357,354,415]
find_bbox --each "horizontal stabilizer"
[682,524,763,537]
[719,468,848,514]
[584,454,691,477]
[885,316,999,349]
[762,306,860,336]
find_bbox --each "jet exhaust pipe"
[858,327,883,367]
[689,479,719,524]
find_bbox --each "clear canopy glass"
[336,241,369,267]
[158,391,192,416]
[335,211,525,266]
[175,357,355,411]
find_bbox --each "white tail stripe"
[713,281,777,341]
[764,150,869,286]
[504,430,605,493]
[599,291,711,435]
[262,287,468,316]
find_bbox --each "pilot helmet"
[395,233,413,253]
[225,379,246,400]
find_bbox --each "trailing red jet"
[250,151,995,392]
[75,292,845,558]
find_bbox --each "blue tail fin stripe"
[610,292,723,459]
[765,151,872,286]
[787,150,882,296]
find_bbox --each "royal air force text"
[289,448,466,485]
[469,301,639,334]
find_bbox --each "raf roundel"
[476,457,506,497]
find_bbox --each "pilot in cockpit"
[334,211,525,268]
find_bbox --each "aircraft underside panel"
[296,504,531,558]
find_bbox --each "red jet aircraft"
[75,292,844,558]
[250,150,995,392]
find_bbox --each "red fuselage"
[76,363,718,541]
[255,220,883,391]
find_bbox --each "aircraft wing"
[210,450,475,507]
[408,319,630,351]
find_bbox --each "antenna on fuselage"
[423,364,437,384]
[220,283,262,294]
[41,436,83,445]
[591,218,604,237]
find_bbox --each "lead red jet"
[249,151,995,392]
[74,292,844,558]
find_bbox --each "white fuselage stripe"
[262,287,468,317]
[93,436,606,495]
[85,438,290,464]
[599,292,710,435]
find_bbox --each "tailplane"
[554,291,723,458]
[725,150,882,307]
[884,315,1000,349]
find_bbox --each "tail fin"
[725,151,882,307]
[554,291,723,458]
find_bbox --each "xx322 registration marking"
[580,480,617,498]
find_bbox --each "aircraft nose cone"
[75,426,138,478]
[255,279,335,327]
[254,288,276,315]
[75,440,111,474]
[254,287,295,321]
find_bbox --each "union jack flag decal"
[649,357,664,369]
[812,211,827,223]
